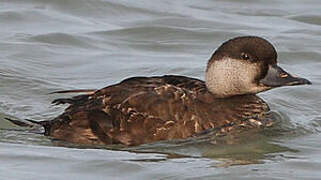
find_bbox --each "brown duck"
[8,36,311,146]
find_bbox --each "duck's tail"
[5,118,39,127]
[4,117,49,134]
[49,89,97,106]
[49,89,97,95]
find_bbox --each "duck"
[7,36,311,146]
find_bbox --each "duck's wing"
[51,75,205,106]
[47,75,207,145]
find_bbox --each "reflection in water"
[203,134,297,167]
[125,133,295,167]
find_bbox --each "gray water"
[0,0,321,179]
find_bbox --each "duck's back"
[46,75,269,146]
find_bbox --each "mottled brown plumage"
[47,75,270,145]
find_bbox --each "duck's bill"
[260,64,312,87]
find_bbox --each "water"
[0,0,321,179]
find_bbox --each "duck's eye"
[241,53,250,60]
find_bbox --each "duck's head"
[206,36,311,98]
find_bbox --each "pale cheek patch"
[206,58,263,97]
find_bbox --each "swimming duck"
[8,36,311,146]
